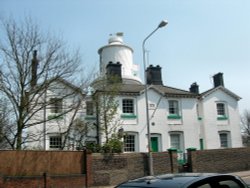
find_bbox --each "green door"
[151,137,158,152]
[200,138,204,150]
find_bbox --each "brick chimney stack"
[31,50,38,88]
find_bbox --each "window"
[169,100,179,115]
[49,135,62,149]
[197,104,202,120]
[124,134,135,152]
[50,98,63,113]
[170,134,181,150]
[219,180,243,188]
[169,132,184,151]
[216,102,228,120]
[86,101,94,116]
[170,132,184,164]
[168,100,181,119]
[219,132,230,148]
[122,99,134,114]
[217,103,225,116]
[123,133,138,152]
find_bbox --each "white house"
[26,79,96,150]
[27,33,243,152]
[90,33,243,153]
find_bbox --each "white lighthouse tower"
[98,33,141,84]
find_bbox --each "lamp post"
[142,20,168,176]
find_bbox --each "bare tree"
[241,110,250,147]
[0,17,92,150]
[0,97,14,149]
[92,75,123,152]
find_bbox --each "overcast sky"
[1,0,250,113]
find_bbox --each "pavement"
[89,171,250,188]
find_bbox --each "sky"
[1,0,250,114]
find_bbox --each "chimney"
[31,50,38,88]
[146,65,163,85]
[213,72,224,88]
[106,61,122,83]
[189,82,199,94]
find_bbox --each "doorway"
[151,137,159,152]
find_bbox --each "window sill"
[47,115,63,120]
[217,116,228,120]
[121,114,137,119]
[168,115,182,119]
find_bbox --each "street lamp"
[142,20,168,176]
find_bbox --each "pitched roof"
[200,86,241,101]
[99,83,198,98]
[150,85,198,98]
[55,78,84,94]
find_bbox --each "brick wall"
[0,174,86,188]
[188,147,250,173]
[90,152,178,186]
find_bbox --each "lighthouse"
[98,33,141,84]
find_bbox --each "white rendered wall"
[201,89,243,149]
[118,89,201,152]
[26,82,89,150]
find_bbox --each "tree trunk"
[16,124,23,150]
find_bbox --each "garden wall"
[0,150,88,188]
[90,151,178,186]
[0,150,178,187]
[188,147,250,173]
[2,148,250,187]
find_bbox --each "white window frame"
[216,101,228,120]
[219,131,231,148]
[86,101,94,116]
[122,98,135,115]
[49,134,62,150]
[169,131,184,151]
[123,132,138,152]
[50,98,63,114]
[168,100,179,115]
